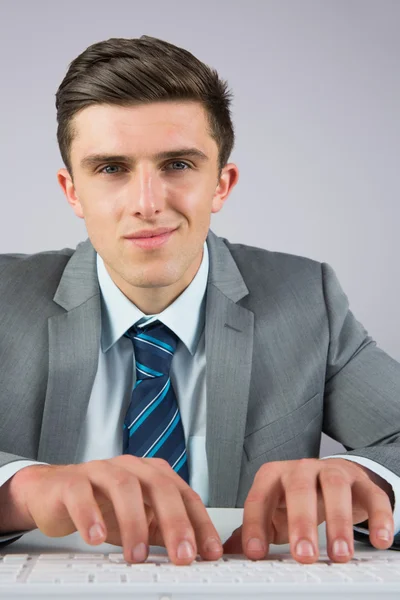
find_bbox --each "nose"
[128,164,166,218]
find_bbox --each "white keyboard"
[1,551,400,586]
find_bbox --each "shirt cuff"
[321,454,399,536]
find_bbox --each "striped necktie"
[122,319,190,484]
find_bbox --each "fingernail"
[177,540,194,559]
[333,539,349,556]
[296,539,314,556]
[377,528,391,541]
[204,537,222,553]
[247,538,265,553]
[132,542,147,562]
[89,523,104,542]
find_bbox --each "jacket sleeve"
[321,262,400,547]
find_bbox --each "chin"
[131,270,182,289]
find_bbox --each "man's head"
[56,36,239,313]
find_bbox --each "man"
[0,35,400,567]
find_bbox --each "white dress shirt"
[0,241,398,541]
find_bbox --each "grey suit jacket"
[1,229,400,543]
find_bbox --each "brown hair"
[55,35,236,183]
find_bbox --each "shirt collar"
[97,241,209,356]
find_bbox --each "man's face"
[57,101,238,311]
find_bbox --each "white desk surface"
[6,508,399,560]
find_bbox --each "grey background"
[1,0,399,457]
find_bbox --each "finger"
[118,456,222,562]
[284,460,319,564]
[319,465,354,562]
[180,487,223,560]
[89,464,149,564]
[60,474,107,545]
[352,478,394,549]
[144,473,197,565]
[242,464,283,560]
[113,457,196,564]
[121,457,197,565]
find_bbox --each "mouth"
[124,229,176,249]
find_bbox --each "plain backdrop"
[1,0,399,458]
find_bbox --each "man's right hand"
[1,455,223,565]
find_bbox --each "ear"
[211,163,239,214]
[57,168,85,219]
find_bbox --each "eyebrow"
[80,147,209,170]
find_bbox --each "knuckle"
[286,480,312,494]
[244,491,265,505]
[297,458,313,468]
[372,509,393,524]
[320,469,348,486]
[290,517,315,533]
[167,519,193,537]
[157,511,191,534]
[112,471,134,487]
[90,459,109,469]
[243,519,260,531]
[62,474,86,493]
[152,476,176,494]
[370,487,390,501]
[294,459,317,474]
[256,463,272,478]
[151,458,171,469]
[120,518,144,533]
[181,487,202,503]
[85,459,113,476]
[327,515,353,528]
[116,454,142,467]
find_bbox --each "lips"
[125,227,177,239]
[125,228,176,249]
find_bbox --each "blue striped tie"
[122,319,190,483]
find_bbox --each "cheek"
[84,195,122,225]
[176,189,213,218]
[83,206,119,254]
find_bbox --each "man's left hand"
[223,458,395,563]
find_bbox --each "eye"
[98,164,126,175]
[165,160,191,171]
[97,161,192,176]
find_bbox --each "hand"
[223,458,395,563]
[6,456,223,565]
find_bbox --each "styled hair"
[55,35,236,182]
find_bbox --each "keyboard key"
[125,572,155,582]
[37,554,71,560]
[3,554,29,562]
[108,553,125,561]
[92,573,122,583]
[27,574,59,583]
[0,574,18,582]
[73,554,104,559]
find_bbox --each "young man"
[0,35,399,567]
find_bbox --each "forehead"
[71,101,215,158]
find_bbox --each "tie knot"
[124,319,178,378]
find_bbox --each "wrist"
[0,465,48,533]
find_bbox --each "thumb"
[222,525,243,554]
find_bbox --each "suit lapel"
[37,239,101,464]
[37,230,255,509]
[205,231,254,506]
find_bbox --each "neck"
[104,247,204,315]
